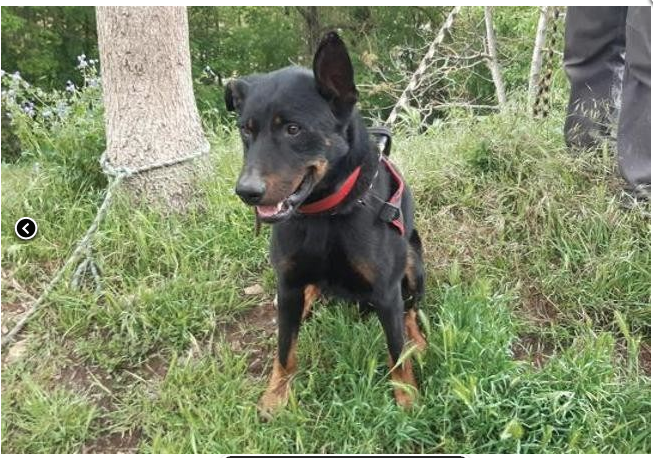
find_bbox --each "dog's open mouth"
[255,173,315,223]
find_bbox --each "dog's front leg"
[375,285,419,408]
[257,282,306,420]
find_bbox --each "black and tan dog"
[226,32,426,419]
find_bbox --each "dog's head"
[226,32,358,223]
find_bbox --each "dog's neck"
[302,113,379,211]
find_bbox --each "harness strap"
[298,126,405,236]
[378,156,405,236]
[368,126,392,156]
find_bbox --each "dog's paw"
[257,389,289,421]
[389,357,419,409]
[392,383,418,409]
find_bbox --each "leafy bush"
[1,57,106,188]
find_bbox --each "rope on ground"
[1,141,211,349]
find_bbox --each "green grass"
[1,108,650,453]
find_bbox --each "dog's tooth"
[277,201,283,211]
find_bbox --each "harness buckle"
[379,202,402,223]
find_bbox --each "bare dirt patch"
[519,284,559,325]
[52,355,117,409]
[1,270,33,338]
[82,428,142,453]
[51,351,169,453]
[639,342,651,376]
[222,300,278,378]
[138,353,169,379]
[511,332,555,369]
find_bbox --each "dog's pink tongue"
[256,204,280,218]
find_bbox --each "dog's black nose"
[235,177,266,205]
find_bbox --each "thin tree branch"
[528,6,550,104]
[385,6,462,126]
[484,6,507,110]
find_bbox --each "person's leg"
[563,6,627,149]
[617,7,651,197]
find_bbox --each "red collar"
[298,166,362,214]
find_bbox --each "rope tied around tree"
[533,7,561,118]
[1,141,211,349]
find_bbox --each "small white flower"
[56,101,69,117]
[22,101,35,117]
[77,54,89,69]
[11,71,21,81]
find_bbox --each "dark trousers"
[564,6,651,193]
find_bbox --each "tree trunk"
[296,6,321,55]
[96,6,209,209]
[484,6,507,110]
[528,6,550,105]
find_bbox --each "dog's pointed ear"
[225,78,252,113]
[313,32,358,118]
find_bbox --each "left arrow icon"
[15,217,38,240]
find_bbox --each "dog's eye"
[286,123,301,136]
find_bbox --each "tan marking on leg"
[404,247,417,291]
[258,339,297,420]
[388,353,418,408]
[405,309,427,352]
[302,284,320,321]
[353,260,375,284]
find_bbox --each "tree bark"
[296,6,321,56]
[96,6,209,209]
[484,6,507,110]
[528,6,550,105]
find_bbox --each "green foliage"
[1,378,98,453]
[0,6,649,454]
[1,107,650,453]
[2,6,560,124]
[1,6,97,89]
[0,60,105,189]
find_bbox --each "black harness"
[367,126,406,236]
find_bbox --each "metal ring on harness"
[368,126,392,156]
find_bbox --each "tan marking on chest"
[352,259,376,284]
